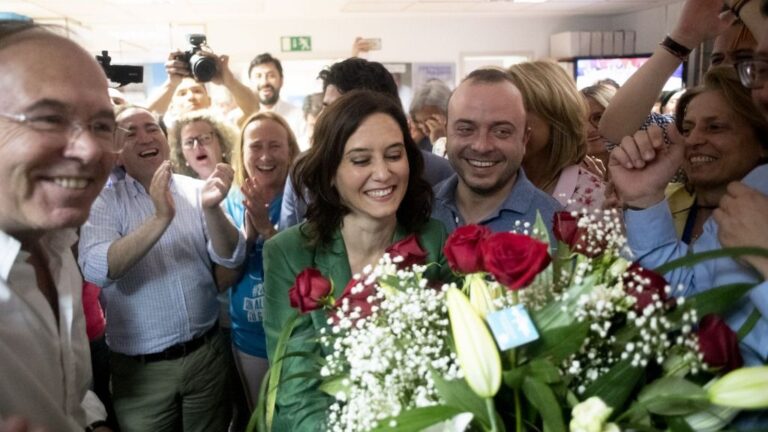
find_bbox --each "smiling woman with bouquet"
[262,90,448,431]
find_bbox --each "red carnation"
[289,268,332,314]
[623,263,669,312]
[697,314,743,373]
[552,211,605,258]
[444,224,492,274]
[480,232,551,290]
[386,234,428,270]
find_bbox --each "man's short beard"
[259,87,280,106]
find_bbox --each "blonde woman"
[169,110,238,179]
[508,60,606,211]
[222,111,301,412]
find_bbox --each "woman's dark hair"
[292,89,431,246]
[675,66,768,152]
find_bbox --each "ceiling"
[3,0,679,63]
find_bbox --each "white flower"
[569,397,614,432]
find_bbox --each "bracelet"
[731,0,751,19]
[659,35,692,60]
[85,420,110,432]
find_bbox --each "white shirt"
[0,229,106,431]
[267,99,305,144]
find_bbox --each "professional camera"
[176,34,217,82]
[96,51,143,87]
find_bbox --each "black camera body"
[96,51,143,87]
[177,34,217,82]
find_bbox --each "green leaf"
[369,406,466,432]
[655,247,768,275]
[431,372,491,429]
[533,272,599,329]
[637,377,709,416]
[526,321,589,364]
[527,359,563,384]
[667,416,696,432]
[582,359,643,409]
[273,350,326,366]
[533,210,551,246]
[318,375,350,397]
[264,313,301,430]
[503,366,525,390]
[522,376,566,432]
[246,363,271,432]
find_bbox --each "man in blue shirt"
[432,68,561,235]
[78,106,245,432]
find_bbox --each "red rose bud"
[552,211,605,258]
[698,315,743,373]
[386,234,428,269]
[444,224,492,274]
[480,232,551,290]
[623,263,669,312]
[332,277,377,323]
[289,268,332,313]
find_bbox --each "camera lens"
[190,53,217,82]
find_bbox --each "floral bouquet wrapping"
[255,210,768,432]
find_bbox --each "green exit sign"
[281,36,312,52]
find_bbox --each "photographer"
[146,38,258,124]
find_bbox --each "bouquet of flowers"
[256,210,768,432]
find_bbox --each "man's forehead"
[251,63,279,75]
[118,109,158,127]
[450,80,524,115]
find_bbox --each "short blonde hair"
[507,60,587,174]
[233,111,300,186]
[169,110,238,178]
[580,83,617,110]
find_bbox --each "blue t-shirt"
[223,188,282,358]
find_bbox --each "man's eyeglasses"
[0,111,124,153]
[736,59,768,89]
[182,132,215,149]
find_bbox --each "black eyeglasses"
[182,132,215,149]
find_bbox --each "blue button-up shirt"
[79,174,245,355]
[431,169,562,239]
[626,165,768,366]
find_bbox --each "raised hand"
[164,50,191,86]
[608,124,685,209]
[201,163,234,209]
[424,113,447,143]
[714,182,768,278]
[670,0,736,49]
[150,160,175,221]
[242,176,277,240]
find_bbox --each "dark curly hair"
[317,58,399,100]
[292,89,432,246]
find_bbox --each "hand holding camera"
[169,34,218,83]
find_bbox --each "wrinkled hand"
[201,163,234,209]
[714,182,768,278]
[241,176,276,239]
[150,161,175,221]
[0,417,48,432]
[670,0,735,49]
[165,50,191,86]
[424,113,447,143]
[608,124,684,209]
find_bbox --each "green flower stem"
[485,397,500,432]
[514,388,522,432]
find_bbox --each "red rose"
[552,211,605,258]
[332,276,377,323]
[623,263,669,312]
[444,224,492,274]
[480,232,551,290]
[697,314,743,373]
[386,234,428,269]
[289,268,332,314]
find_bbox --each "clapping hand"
[201,163,234,209]
[150,161,176,221]
[241,176,277,240]
[714,182,768,278]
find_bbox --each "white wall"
[208,14,612,67]
[609,2,684,53]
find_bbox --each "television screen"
[574,55,685,92]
